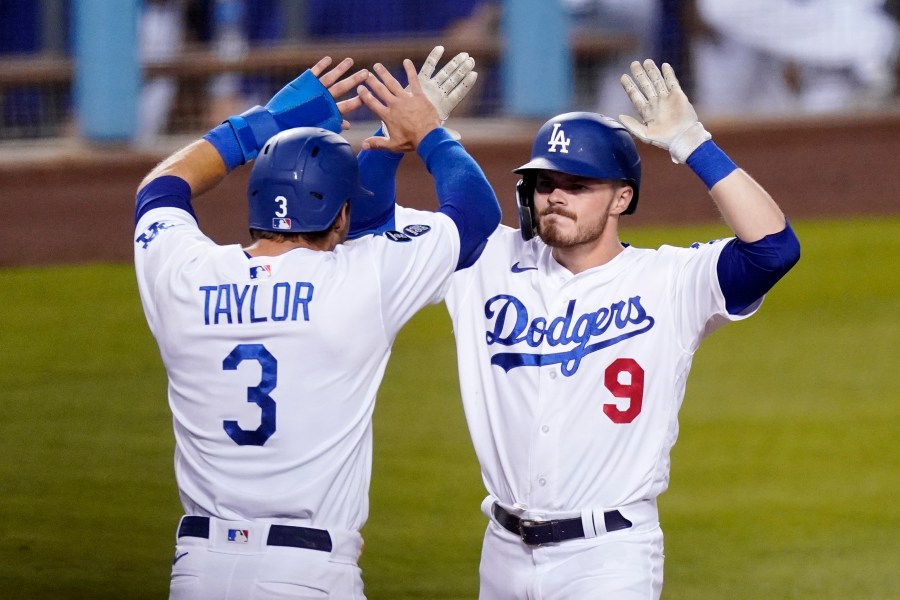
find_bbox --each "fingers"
[361,135,389,151]
[643,59,668,97]
[419,46,444,79]
[373,62,407,96]
[309,56,334,78]
[629,60,658,102]
[363,69,391,100]
[317,57,353,87]
[402,59,423,94]
[440,56,475,91]
[661,62,680,91]
[432,52,471,87]
[336,95,363,116]
[620,72,649,116]
[356,84,389,121]
[446,71,478,106]
[327,68,370,100]
[618,114,649,142]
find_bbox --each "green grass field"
[1,216,897,599]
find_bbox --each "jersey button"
[541,425,550,434]
[549,371,557,380]
[538,478,547,486]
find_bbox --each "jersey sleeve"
[133,181,217,334]
[364,206,461,332]
[667,238,756,352]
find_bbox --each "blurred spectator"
[693,0,900,117]
[187,0,285,125]
[563,0,660,117]
[136,0,185,147]
[305,0,496,41]
[305,0,501,118]
[1,0,45,135]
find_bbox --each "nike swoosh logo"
[173,551,189,565]
[511,262,538,273]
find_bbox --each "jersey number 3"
[603,358,644,424]
[223,344,277,446]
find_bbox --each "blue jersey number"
[222,344,277,446]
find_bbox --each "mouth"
[540,209,576,222]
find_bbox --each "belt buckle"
[518,519,545,545]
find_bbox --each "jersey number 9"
[603,358,644,424]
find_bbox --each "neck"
[243,237,336,258]
[550,223,625,275]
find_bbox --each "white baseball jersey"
[442,225,759,514]
[134,204,459,532]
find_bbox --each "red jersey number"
[603,358,644,424]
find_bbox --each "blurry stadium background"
[1,1,899,599]
[1,0,899,266]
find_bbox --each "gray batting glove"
[619,59,711,164]
[382,46,477,139]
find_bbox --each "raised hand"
[381,46,477,139]
[619,59,711,163]
[309,56,369,130]
[358,60,443,153]
[226,56,368,162]
[414,46,477,122]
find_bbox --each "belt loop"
[580,508,599,539]
[481,495,497,520]
[591,508,610,535]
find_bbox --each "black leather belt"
[492,503,632,546]
[177,516,333,552]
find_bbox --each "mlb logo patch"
[403,224,431,237]
[227,529,250,543]
[249,265,272,280]
[272,218,292,230]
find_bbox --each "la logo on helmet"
[547,123,571,154]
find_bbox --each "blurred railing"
[0,31,635,141]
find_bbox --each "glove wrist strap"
[669,121,712,164]
[202,122,244,171]
[226,107,280,163]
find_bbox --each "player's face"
[533,171,619,248]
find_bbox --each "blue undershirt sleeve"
[135,176,196,225]
[349,128,402,239]
[717,221,801,315]
[417,128,501,270]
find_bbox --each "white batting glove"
[619,59,711,164]
[382,46,477,139]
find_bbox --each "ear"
[333,203,351,232]
[610,185,633,216]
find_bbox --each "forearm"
[138,138,227,198]
[349,128,404,238]
[419,128,501,268]
[709,170,786,241]
[687,140,787,241]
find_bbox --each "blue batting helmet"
[513,112,641,240]
[248,127,373,233]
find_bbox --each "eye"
[535,178,554,194]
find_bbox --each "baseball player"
[133,50,498,599]
[353,59,800,598]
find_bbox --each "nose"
[547,186,566,204]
